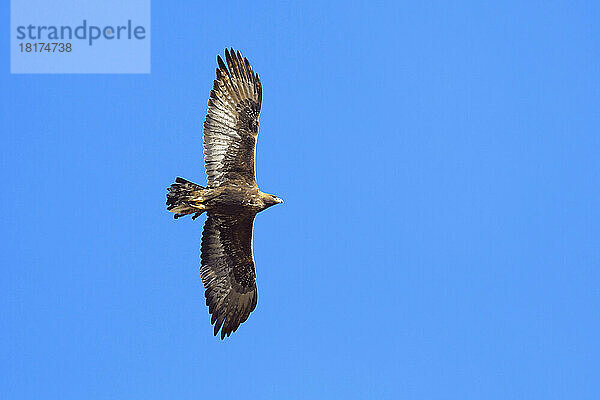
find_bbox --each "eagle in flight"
[166,48,282,339]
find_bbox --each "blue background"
[1,1,599,399]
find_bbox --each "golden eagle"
[166,49,282,339]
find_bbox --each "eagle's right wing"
[203,48,262,188]
[200,212,258,339]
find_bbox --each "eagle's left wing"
[200,212,258,339]
[203,48,262,188]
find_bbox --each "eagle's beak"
[275,197,283,204]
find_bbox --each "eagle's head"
[261,192,283,209]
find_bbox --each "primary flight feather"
[166,48,282,339]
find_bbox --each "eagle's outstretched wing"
[200,212,258,339]
[203,48,262,188]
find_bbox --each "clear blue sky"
[1,1,599,399]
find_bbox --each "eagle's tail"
[166,177,207,220]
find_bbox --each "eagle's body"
[166,49,282,339]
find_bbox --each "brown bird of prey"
[166,48,282,339]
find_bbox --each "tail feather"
[166,177,206,220]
